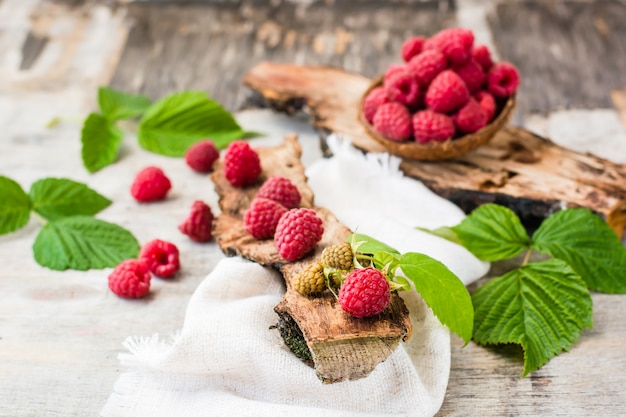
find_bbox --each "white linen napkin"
[100,136,489,417]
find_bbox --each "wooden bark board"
[243,61,626,236]
[211,134,412,383]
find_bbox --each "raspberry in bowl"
[359,28,518,161]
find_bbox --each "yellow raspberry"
[320,242,353,270]
[292,263,326,296]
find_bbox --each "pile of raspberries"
[363,27,520,144]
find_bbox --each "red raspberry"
[383,64,406,84]
[487,62,520,98]
[407,49,447,87]
[178,200,214,242]
[425,70,470,113]
[274,208,324,262]
[256,176,301,209]
[453,98,488,134]
[139,239,180,278]
[223,141,262,187]
[108,259,151,299]
[425,28,474,65]
[338,268,391,318]
[363,87,390,123]
[401,36,427,62]
[472,44,493,71]
[412,109,456,143]
[453,59,485,93]
[372,102,413,142]
[130,166,171,202]
[185,140,219,173]
[474,90,496,121]
[244,197,288,239]
[383,70,420,106]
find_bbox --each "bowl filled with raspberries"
[360,28,519,161]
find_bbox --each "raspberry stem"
[32,211,48,226]
[522,249,533,266]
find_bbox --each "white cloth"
[100,136,490,417]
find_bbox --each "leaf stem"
[522,249,533,266]
[31,211,48,226]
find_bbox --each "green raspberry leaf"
[531,208,626,293]
[138,91,250,156]
[451,203,530,261]
[398,252,474,344]
[81,113,124,173]
[349,233,401,256]
[98,86,151,121]
[0,176,31,235]
[32,216,140,271]
[472,259,593,377]
[417,225,461,245]
[29,178,111,221]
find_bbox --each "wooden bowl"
[358,76,516,161]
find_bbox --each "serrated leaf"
[398,252,474,343]
[452,203,530,261]
[532,208,626,293]
[0,176,31,235]
[417,225,461,245]
[81,113,123,173]
[32,216,139,271]
[29,178,111,221]
[349,233,401,256]
[137,91,247,156]
[472,259,593,377]
[98,86,151,121]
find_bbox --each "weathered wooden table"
[1,0,626,415]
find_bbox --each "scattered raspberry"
[363,87,390,123]
[412,109,456,143]
[407,49,448,88]
[453,59,485,93]
[292,263,327,296]
[274,208,324,262]
[425,70,470,113]
[320,242,353,270]
[372,102,413,142]
[108,259,151,299]
[383,64,406,84]
[223,141,262,187]
[453,98,488,134]
[472,44,494,71]
[185,140,219,173]
[401,36,427,62]
[487,62,520,98]
[383,71,421,106]
[425,28,474,65]
[139,239,180,278]
[178,200,214,242]
[130,166,171,202]
[256,176,301,209]
[338,268,391,318]
[243,197,288,239]
[474,90,496,121]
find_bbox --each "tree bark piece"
[211,134,412,383]
[243,62,626,237]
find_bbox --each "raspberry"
[338,268,391,318]
[178,200,214,242]
[487,62,520,98]
[274,208,324,262]
[383,64,406,84]
[292,263,326,296]
[223,141,262,187]
[472,44,493,71]
[474,90,496,121]
[412,109,456,143]
[453,59,485,93]
[320,242,354,270]
[425,70,470,113]
[256,176,301,209]
[244,197,288,239]
[453,98,488,134]
[407,49,447,87]
[108,259,151,299]
[130,166,171,202]
[363,87,390,123]
[425,28,474,65]
[372,102,413,142]
[139,239,180,278]
[185,140,219,173]
[401,36,427,62]
[383,71,420,106]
